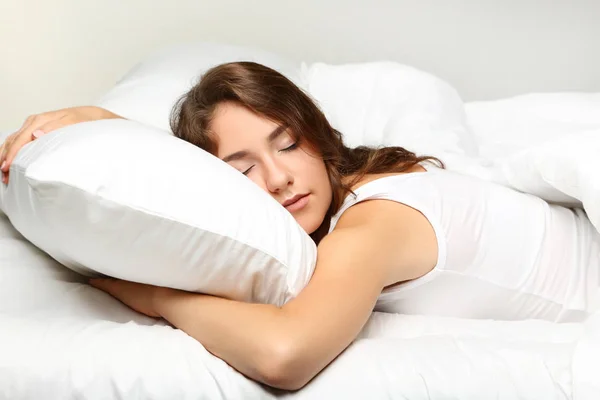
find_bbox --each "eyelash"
[280,141,299,153]
[241,141,299,176]
[242,166,253,175]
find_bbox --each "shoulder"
[334,195,432,246]
[326,193,438,286]
[336,167,431,232]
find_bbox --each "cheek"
[302,156,331,201]
[296,153,325,179]
[247,174,267,192]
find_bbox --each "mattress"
[2,92,600,399]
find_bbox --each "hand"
[89,277,169,318]
[0,106,122,184]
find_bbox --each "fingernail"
[0,161,5,171]
[32,130,44,139]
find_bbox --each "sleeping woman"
[1,61,598,390]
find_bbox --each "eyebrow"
[221,124,288,163]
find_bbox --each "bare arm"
[152,200,436,390]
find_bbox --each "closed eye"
[242,166,254,175]
[280,142,298,153]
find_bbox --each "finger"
[1,112,60,166]
[1,115,44,184]
[0,118,35,167]
[10,116,35,141]
[2,117,50,168]
[1,155,8,184]
[0,134,16,165]
[0,137,15,174]
[5,115,35,149]
[1,142,6,184]
[0,142,5,169]
[1,139,12,184]
[89,277,118,291]
[89,279,109,293]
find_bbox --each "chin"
[297,215,325,236]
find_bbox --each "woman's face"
[211,102,332,234]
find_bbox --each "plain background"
[1,0,599,129]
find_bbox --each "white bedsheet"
[0,212,587,399]
[2,91,600,399]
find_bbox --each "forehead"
[211,102,279,147]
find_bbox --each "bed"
[2,2,600,398]
[0,201,588,399]
[1,89,600,399]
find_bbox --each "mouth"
[282,193,310,212]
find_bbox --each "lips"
[282,194,309,208]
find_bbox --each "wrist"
[93,106,123,120]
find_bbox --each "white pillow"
[95,41,477,160]
[96,42,302,132]
[499,129,600,232]
[0,119,317,306]
[301,61,479,158]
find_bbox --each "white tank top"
[329,165,600,322]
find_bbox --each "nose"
[264,156,293,193]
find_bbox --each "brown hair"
[171,61,443,242]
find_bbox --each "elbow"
[256,342,314,391]
[259,363,311,391]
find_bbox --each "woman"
[1,62,598,391]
